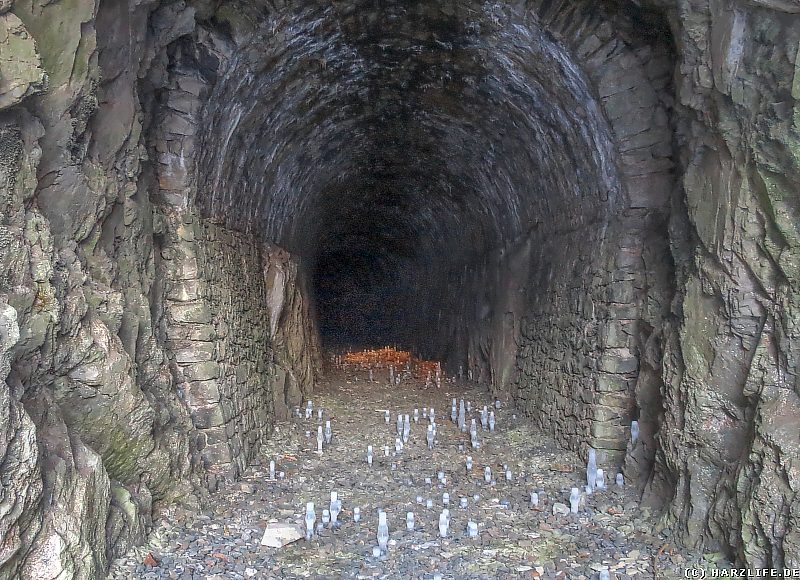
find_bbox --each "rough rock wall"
[264,244,322,421]
[0,1,319,577]
[640,0,800,567]
[1,1,198,576]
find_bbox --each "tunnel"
[1,0,799,576]
[195,1,661,362]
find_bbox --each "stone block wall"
[502,216,671,467]
[150,57,320,489]
[420,3,677,470]
[430,211,671,468]
[196,220,276,481]
[161,212,286,489]
[147,20,319,490]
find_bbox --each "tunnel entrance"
[187,0,677,467]
[5,0,799,572]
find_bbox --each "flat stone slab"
[260,523,303,548]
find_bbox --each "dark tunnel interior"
[194,1,646,359]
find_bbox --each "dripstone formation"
[0,0,798,576]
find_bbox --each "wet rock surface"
[110,365,704,579]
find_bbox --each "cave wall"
[0,0,319,577]
[263,244,323,421]
[645,0,800,566]
[1,2,196,576]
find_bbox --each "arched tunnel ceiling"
[196,1,623,261]
[193,0,630,347]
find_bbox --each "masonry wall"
[160,213,292,489]
[419,4,677,471]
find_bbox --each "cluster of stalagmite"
[0,0,798,576]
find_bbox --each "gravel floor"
[109,364,708,579]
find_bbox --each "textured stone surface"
[0,12,44,110]
[0,0,318,577]
[0,0,797,575]
[640,0,800,566]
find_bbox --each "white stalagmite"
[587,448,597,492]
[330,492,341,525]
[377,512,389,552]
[569,488,580,513]
[467,521,478,537]
[305,502,316,540]
[438,511,449,537]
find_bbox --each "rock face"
[0,1,319,577]
[0,0,797,576]
[646,1,800,566]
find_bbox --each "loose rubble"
[109,352,708,579]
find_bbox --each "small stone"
[552,503,570,516]
[260,523,304,548]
